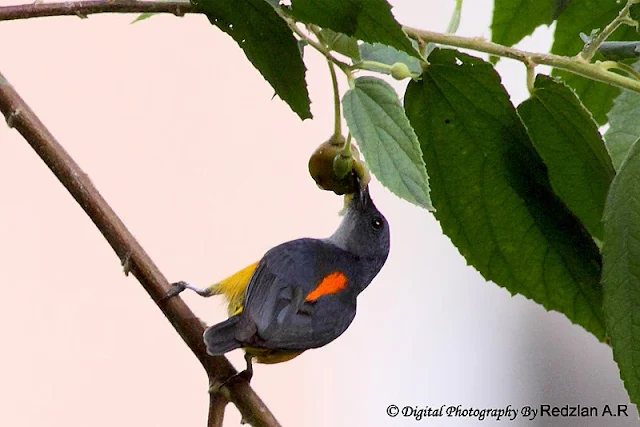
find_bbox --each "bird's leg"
[209,353,254,395]
[241,352,254,381]
[227,352,254,384]
[160,281,212,302]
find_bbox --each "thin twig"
[0,0,196,21]
[275,7,351,74]
[580,0,638,62]
[403,27,640,95]
[0,73,281,427]
[2,1,640,95]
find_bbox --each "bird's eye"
[370,216,383,230]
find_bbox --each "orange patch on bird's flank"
[305,271,348,302]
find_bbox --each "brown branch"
[208,394,227,427]
[0,73,281,427]
[0,0,197,21]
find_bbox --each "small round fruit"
[309,137,356,195]
[390,62,412,80]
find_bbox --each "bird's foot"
[158,281,188,303]
[209,369,253,395]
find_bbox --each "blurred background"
[0,0,636,425]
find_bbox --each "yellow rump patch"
[305,271,348,302]
[209,261,258,316]
[245,347,304,364]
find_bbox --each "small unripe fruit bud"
[390,62,412,80]
[333,153,353,179]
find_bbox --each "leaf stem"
[343,133,352,157]
[350,60,420,78]
[352,60,393,72]
[447,0,463,34]
[526,63,536,94]
[275,7,351,77]
[598,60,640,81]
[306,23,345,138]
[580,0,639,62]
[327,60,342,138]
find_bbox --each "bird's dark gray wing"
[239,238,359,349]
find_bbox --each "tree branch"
[0,0,196,21]
[0,72,280,427]
[403,27,640,94]
[208,394,227,427]
[2,1,640,95]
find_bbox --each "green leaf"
[131,0,191,24]
[405,48,606,340]
[358,42,422,75]
[602,139,640,409]
[491,0,556,47]
[318,29,360,60]
[605,64,640,170]
[555,0,573,18]
[517,74,614,241]
[342,77,432,210]
[131,12,156,24]
[630,3,640,28]
[196,0,311,120]
[553,74,622,126]
[297,39,308,58]
[290,0,420,60]
[551,0,640,124]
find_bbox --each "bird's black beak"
[353,173,370,210]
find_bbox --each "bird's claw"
[209,369,253,395]
[158,281,188,303]
[233,369,254,384]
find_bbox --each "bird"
[166,179,390,381]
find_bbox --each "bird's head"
[328,175,390,263]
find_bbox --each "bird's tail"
[204,315,242,355]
